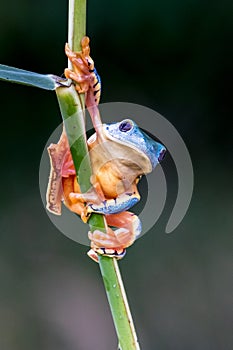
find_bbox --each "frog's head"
[103,119,166,173]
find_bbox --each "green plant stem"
[68,0,86,109]
[56,74,141,350]
[56,1,141,349]
[99,256,140,350]
[66,0,106,235]
[68,0,86,52]
[55,84,105,231]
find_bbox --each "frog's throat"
[88,133,152,174]
[102,137,152,174]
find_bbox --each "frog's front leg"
[69,186,140,224]
[87,212,141,262]
[86,184,141,216]
[64,68,90,94]
[67,180,107,223]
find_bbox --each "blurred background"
[0,0,232,349]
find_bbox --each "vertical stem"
[68,0,87,109]
[61,1,141,349]
[99,257,140,350]
[56,85,105,230]
[66,0,106,227]
[68,0,86,52]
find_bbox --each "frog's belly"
[96,168,125,198]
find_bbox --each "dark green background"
[0,1,232,349]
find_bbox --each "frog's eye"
[119,120,133,132]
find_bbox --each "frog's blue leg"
[87,211,142,262]
[69,187,140,216]
[87,190,141,215]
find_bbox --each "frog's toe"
[114,228,135,247]
[87,247,126,262]
[87,249,99,262]
[64,44,76,57]
[69,192,84,202]
[88,227,134,249]
[88,229,119,249]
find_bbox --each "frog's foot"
[68,186,105,223]
[106,212,142,239]
[80,36,91,62]
[68,183,104,205]
[87,211,142,261]
[87,226,132,263]
[88,227,133,250]
[65,43,94,77]
[63,199,86,220]
[64,68,91,94]
[65,43,90,68]
[64,40,101,111]
[68,178,106,207]
[87,227,130,262]
[87,247,126,263]
[65,38,93,69]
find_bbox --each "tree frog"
[46,37,166,261]
[46,119,166,260]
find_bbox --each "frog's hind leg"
[88,212,141,250]
[64,40,103,139]
[46,129,70,215]
[64,68,90,94]
[87,212,141,262]
[106,212,142,238]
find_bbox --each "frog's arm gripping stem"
[69,184,140,217]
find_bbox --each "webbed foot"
[88,226,135,250]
